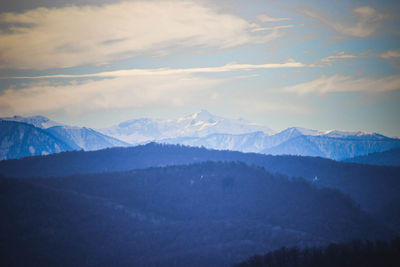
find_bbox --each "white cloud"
[257,13,291,23]
[3,59,308,79]
[283,74,400,95]
[380,50,400,60]
[319,49,400,65]
[319,51,372,64]
[0,1,292,70]
[251,24,296,33]
[0,73,226,115]
[0,58,310,116]
[321,51,359,63]
[298,5,387,38]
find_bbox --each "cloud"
[3,59,308,79]
[379,49,400,68]
[319,49,400,65]
[321,51,358,62]
[257,13,291,23]
[298,5,387,38]
[380,50,400,60]
[0,73,227,115]
[283,74,400,95]
[0,58,310,116]
[0,1,292,70]
[320,51,370,63]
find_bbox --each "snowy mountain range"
[99,109,275,144]
[100,110,400,160]
[162,126,400,160]
[2,115,66,129]
[0,116,128,160]
[1,110,400,161]
[0,120,73,160]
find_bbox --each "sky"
[0,0,399,136]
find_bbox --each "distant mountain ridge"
[1,115,66,128]
[344,147,400,166]
[100,110,400,160]
[162,126,400,160]
[99,109,276,144]
[0,118,128,160]
[45,126,128,151]
[2,110,400,160]
[0,121,74,159]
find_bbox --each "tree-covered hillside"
[236,238,400,267]
[345,147,400,166]
[1,143,399,219]
[0,162,392,267]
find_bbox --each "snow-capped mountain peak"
[281,127,385,139]
[1,115,65,129]
[100,110,276,144]
[191,109,216,122]
[2,112,400,161]
[0,116,129,159]
[284,127,323,136]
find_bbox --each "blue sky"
[0,0,399,136]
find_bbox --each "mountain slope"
[1,143,399,218]
[100,110,400,160]
[1,116,129,158]
[344,147,400,166]
[46,126,128,151]
[0,121,74,160]
[1,115,65,128]
[236,238,400,267]
[0,162,392,266]
[3,112,399,160]
[262,134,400,160]
[161,127,319,153]
[263,135,325,157]
[161,131,271,153]
[163,128,400,160]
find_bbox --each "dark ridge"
[0,162,393,266]
[235,237,400,267]
[1,142,399,219]
[344,147,400,166]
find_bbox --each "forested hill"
[236,238,400,267]
[345,147,400,166]
[0,162,392,267]
[1,142,400,218]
